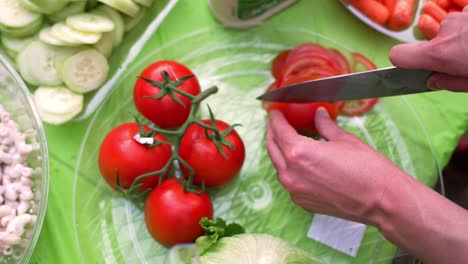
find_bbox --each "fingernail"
[316,106,330,117]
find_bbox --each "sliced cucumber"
[48,2,87,23]
[54,47,84,73]
[17,41,63,86]
[1,35,37,55]
[0,16,43,38]
[34,86,83,125]
[98,0,140,17]
[132,0,153,7]
[51,22,102,44]
[0,0,43,29]
[61,49,109,93]
[93,32,113,57]
[94,6,124,47]
[40,27,80,46]
[123,9,146,32]
[66,13,115,33]
[86,0,99,10]
[29,0,69,15]
[20,0,47,13]
[34,86,83,115]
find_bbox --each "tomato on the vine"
[179,119,245,188]
[98,123,172,192]
[144,178,213,248]
[134,60,201,128]
[265,74,339,134]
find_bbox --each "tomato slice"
[262,81,279,110]
[271,50,290,79]
[328,48,352,74]
[341,98,379,116]
[351,52,377,72]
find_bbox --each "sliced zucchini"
[66,13,115,33]
[61,49,109,93]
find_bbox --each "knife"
[257,67,433,102]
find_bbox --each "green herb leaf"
[196,217,245,255]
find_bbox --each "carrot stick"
[349,0,390,25]
[429,0,454,10]
[388,0,415,30]
[422,1,448,22]
[384,0,397,12]
[451,0,468,7]
[417,14,440,39]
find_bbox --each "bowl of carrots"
[341,0,468,42]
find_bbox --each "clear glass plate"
[72,24,443,264]
[0,55,49,264]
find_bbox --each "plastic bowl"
[0,54,49,264]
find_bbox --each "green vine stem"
[120,72,223,195]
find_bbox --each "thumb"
[315,107,346,141]
[389,42,432,70]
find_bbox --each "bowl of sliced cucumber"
[0,54,49,264]
[0,0,178,125]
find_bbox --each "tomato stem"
[126,85,221,194]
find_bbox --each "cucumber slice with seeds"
[17,41,64,86]
[61,49,109,93]
[34,86,83,115]
[51,22,102,44]
[34,86,83,125]
[98,0,140,17]
[66,13,115,33]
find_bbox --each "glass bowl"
[73,24,443,264]
[0,54,49,264]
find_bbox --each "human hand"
[266,108,409,225]
[389,6,468,92]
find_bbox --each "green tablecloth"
[29,1,468,263]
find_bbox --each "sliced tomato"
[341,98,379,116]
[334,101,346,112]
[351,52,377,72]
[328,48,352,74]
[262,81,279,110]
[272,50,290,79]
[277,57,339,86]
[282,43,343,74]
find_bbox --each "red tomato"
[341,98,379,116]
[134,60,201,128]
[328,48,352,74]
[271,50,290,79]
[179,120,245,187]
[350,52,377,72]
[98,123,172,192]
[266,74,339,134]
[144,179,213,247]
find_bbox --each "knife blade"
[257,67,433,102]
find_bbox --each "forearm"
[373,172,468,264]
